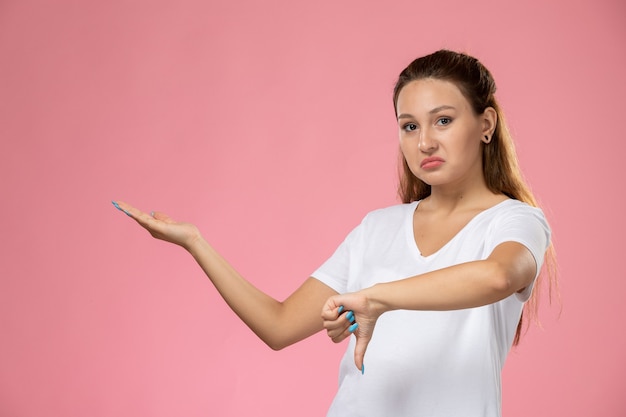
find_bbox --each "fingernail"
[337,305,344,314]
[348,323,359,333]
[361,364,365,375]
[150,211,155,217]
[112,201,132,217]
[346,311,354,322]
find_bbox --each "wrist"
[363,283,393,317]
[184,230,207,256]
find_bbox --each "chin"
[414,173,444,187]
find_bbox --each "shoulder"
[489,199,548,226]
[361,201,418,225]
[463,199,551,252]
[484,199,552,259]
[342,202,418,241]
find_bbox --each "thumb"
[151,211,175,223]
[353,331,371,374]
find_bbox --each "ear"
[481,107,497,143]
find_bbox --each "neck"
[424,178,500,213]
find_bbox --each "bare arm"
[322,241,538,371]
[367,241,537,312]
[113,201,337,350]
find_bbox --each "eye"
[436,117,452,126]
[402,123,418,132]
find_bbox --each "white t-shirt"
[312,199,551,417]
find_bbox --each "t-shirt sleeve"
[310,219,365,294]
[489,204,552,302]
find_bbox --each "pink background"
[1,0,624,415]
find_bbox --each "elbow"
[489,262,517,296]
[264,336,292,351]
[489,258,536,298]
[484,242,537,299]
[267,341,286,351]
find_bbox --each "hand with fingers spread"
[321,289,385,374]
[112,201,202,251]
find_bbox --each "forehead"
[396,78,471,113]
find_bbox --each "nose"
[418,129,437,153]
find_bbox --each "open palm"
[112,201,201,250]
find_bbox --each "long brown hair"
[393,50,558,344]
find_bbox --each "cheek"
[452,130,482,153]
[399,136,418,157]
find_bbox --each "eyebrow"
[397,105,457,120]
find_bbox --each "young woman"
[113,49,554,417]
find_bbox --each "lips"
[420,156,445,169]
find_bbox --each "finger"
[114,201,165,235]
[327,324,353,343]
[322,297,342,315]
[327,327,349,342]
[151,211,175,223]
[324,320,351,339]
[334,321,360,342]
[113,201,150,221]
[112,200,133,217]
[353,331,371,373]
[322,308,354,330]
[126,206,155,225]
[331,330,352,343]
[324,311,358,343]
[321,304,345,321]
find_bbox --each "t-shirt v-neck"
[408,199,512,261]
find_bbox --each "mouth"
[420,157,444,169]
